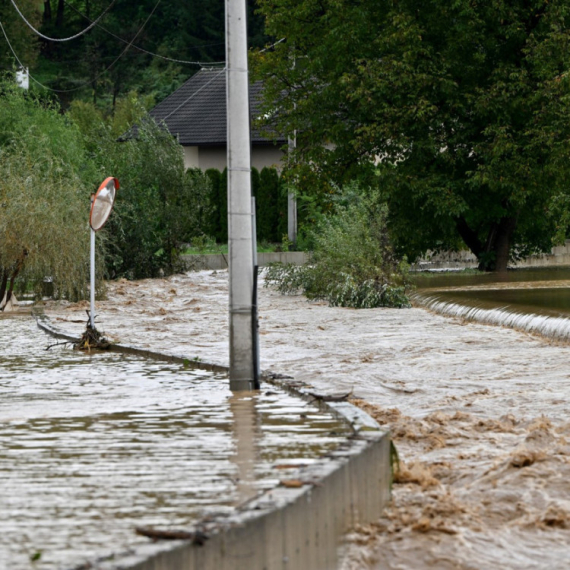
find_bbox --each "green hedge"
[204,166,282,243]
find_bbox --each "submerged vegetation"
[265,187,411,308]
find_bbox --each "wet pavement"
[42,269,570,570]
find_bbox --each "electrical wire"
[260,37,286,53]
[0,19,56,91]
[63,0,225,65]
[10,0,116,43]
[0,0,162,93]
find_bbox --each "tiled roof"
[149,68,285,146]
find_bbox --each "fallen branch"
[74,311,111,351]
[135,527,208,545]
[45,340,74,351]
[306,390,353,402]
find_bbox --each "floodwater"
[43,271,570,570]
[412,267,570,290]
[0,316,349,570]
[413,268,570,341]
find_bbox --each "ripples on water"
[0,317,349,570]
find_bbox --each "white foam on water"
[415,293,570,341]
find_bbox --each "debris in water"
[510,449,545,468]
[75,314,111,351]
[135,527,208,544]
[393,461,440,488]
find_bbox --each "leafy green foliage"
[70,97,212,279]
[204,166,284,244]
[104,121,212,279]
[204,168,222,239]
[218,168,228,243]
[254,0,570,271]
[277,175,289,241]
[3,0,267,112]
[0,0,40,72]
[0,82,93,305]
[265,186,411,308]
[257,167,279,242]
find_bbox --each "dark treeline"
[0,0,267,110]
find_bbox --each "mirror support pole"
[90,227,96,329]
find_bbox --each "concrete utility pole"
[287,134,298,246]
[226,0,258,390]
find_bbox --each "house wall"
[197,146,226,171]
[183,146,200,169]
[249,146,285,171]
[182,145,285,172]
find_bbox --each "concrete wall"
[97,422,390,570]
[183,251,309,271]
[35,314,392,570]
[412,240,570,271]
[182,145,285,172]
[511,241,570,268]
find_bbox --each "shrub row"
[204,167,288,243]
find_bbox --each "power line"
[10,0,116,43]
[63,0,225,65]
[0,0,163,93]
[260,38,286,53]
[0,19,55,91]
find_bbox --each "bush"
[205,166,283,244]
[258,167,279,242]
[204,168,222,239]
[265,185,411,308]
[103,120,212,279]
[0,81,96,306]
[70,98,212,279]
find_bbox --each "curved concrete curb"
[35,313,391,570]
[35,312,228,374]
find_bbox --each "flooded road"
[0,316,349,570]
[41,270,570,570]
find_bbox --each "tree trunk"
[476,216,517,272]
[456,216,482,259]
[43,0,52,23]
[56,0,64,27]
[0,270,8,311]
[456,215,517,272]
[493,216,517,273]
[5,251,27,307]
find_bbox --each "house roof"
[149,68,286,147]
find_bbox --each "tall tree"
[20,0,268,109]
[253,0,570,271]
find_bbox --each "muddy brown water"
[40,271,570,570]
[0,316,350,570]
